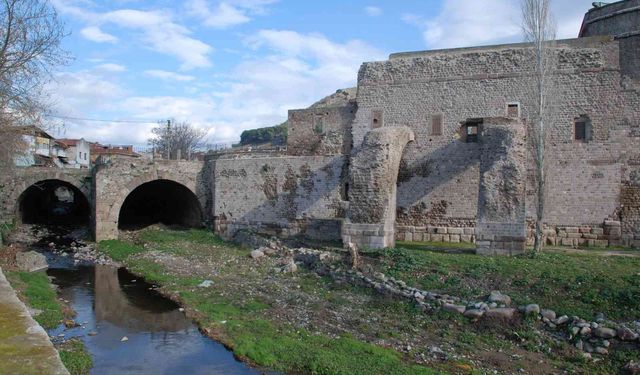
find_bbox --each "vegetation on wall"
[239,122,288,146]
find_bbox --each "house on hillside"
[57,139,91,168]
[90,143,140,163]
[13,126,57,167]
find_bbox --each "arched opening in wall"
[17,180,90,225]
[118,179,203,231]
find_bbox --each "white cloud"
[404,0,594,49]
[80,26,118,43]
[53,1,213,69]
[186,0,278,29]
[144,70,195,82]
[365,6,382,17]
[95,63,127,73]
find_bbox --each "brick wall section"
[343,127,414,249]
[475,117,527,256]
[287,104,355,156]
[0,168,92,225]
[210,154,346,241]
[93,158,206,241]
[353,35,640,246]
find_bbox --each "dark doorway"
[118,179,203,230]
[18,180,90,225]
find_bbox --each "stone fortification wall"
[353,36,640,245]
[287,103,355,156]
[211,155,347,241]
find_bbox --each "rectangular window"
[466,123,479,143]
[372,110,383,129]
[574,121,586,141]
[431,114,443,136]
[507,103,520,117]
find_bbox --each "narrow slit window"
[431,114,443,136]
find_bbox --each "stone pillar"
[342,126,414,249]
[475,117,527,256]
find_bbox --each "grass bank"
[58,339,93,375]
[99,228,640,374]
[375,243,640,321]
[100,230,438,375]
[5,271,64,329]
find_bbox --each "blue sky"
[47,0,594,146]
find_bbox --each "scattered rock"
[88,331,98,336]
[524,304,540,315]
[579,326,591,336]
[281,259,298,274]
[15,251,48,272]
[250,249,265,259]
[121,336,129,342]
[618,327,639,341]
[463,309,485,320]
[488,291,511,306]
[623,361,640,375]
[595,312,605,323]
[594,347,609,355]
[594,327,617,339]
[555,315,569,325]
[541,309,556,321]
[485,307,517,320]
[443,304,465,314]
[198,280,214,288]
[64,319,78,328]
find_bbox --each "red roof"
[57,138,80,147]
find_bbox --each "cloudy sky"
[47,0,594,147]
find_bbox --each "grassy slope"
[378,243,640,321]
[99,229,640,374]
[6,271,63,329]
[100,231,438,375]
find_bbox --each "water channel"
[33,229,260,375]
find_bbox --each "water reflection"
[48,265,258,375]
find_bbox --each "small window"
[465,123,479,143]
[574,115,591,142]
[507,103,520,117]
[431,114,443,136]
[372,110,383,129]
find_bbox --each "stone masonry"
[475,118,527,256]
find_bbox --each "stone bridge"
[0,158,206,242]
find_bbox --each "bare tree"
[149,120,207,160]
[522,0,556,253]
[0,0,69,171]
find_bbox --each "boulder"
[485,307,517,320]
[618,327,639,341]
[463,309,485,320]
[281,259,297,274]
[541,309,556,321]
[524,304,540,316]
[15,251,48,272]
[594,327,617,339]
[442,304,465,314]
[488,291,511,306]
[250,249,265,259]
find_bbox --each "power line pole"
[166,119,171,160]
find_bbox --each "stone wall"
[352,35,640,246]
[343,127,414,249]
[210,154,346,241]
[287,103,355,156]
[0,167,92,225]
[93,158,206,241]
[475,118,527,256]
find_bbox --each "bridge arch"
[5,169,93,226]
[117,179,203,230]
[99,170,204,239]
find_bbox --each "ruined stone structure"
[1,1,639,253]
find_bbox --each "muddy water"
[40,240,259,374]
